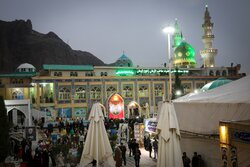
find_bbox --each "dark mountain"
[0,19,105,73]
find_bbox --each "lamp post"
[163,26,175,101]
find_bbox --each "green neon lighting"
[116,69,189,76]
[136,69,189,74]
[116,70,135,75]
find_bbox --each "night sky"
[1,0,249,74]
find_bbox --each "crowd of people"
[9,117,206,167]
[9,118,90,167]
[143,136,158,159]
[182,151,205,167]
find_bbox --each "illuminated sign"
[109,94,125,119]
[136,69,189,74]
[116,69,189,76]
[116,70,135,76]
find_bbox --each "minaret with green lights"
[200,5,218,67]
[173,18,183,49]
[173,19,197,68]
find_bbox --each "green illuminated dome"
[114,53,134,67]
[174,41,196,68]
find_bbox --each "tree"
[172,68,184,100]
[0,96,10,162]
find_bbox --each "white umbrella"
[79,103,115,167]
[156,102,183,167]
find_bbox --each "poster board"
[134,123,144,147]
[109,94,125,119]
[74,107,87,119]
[25,127,36,141]
[118,123,129,144]
[58,108,72,118]
[144,118,157,133]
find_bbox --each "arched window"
[70,72,78,77]
[90,87,101,99]
[75,87,86,99]
[86,72,95,76]
[216,70,220,76]
[154,85,163,97]
[122,86,133,98]
[12,92,18,100]
[139,85,148,97]
[106,86,116,97]
[59,87,70,100]
[183,83,192,94]
[222,70,227,76]
[18,79,24,84]
[12,90,23,100]
[54,72,62,76]
[12,79,18,84]
[209,70,214,76]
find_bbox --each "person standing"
[152,138,158,159]
[91,159,97,166]
[128,139,133,157]
[14,141,19,160]
[41,149,49,167]
[148,142,152,158]
[192,152,199,167]
[198,154,205,167]
[182,152,191,167]
[79,133,84,146]
[134,146,141,167]
[131,139,137,156]
[119,143,127,166]
[114,146,122,167]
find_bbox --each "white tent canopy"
[173,75,250,134]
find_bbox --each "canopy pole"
[96,122,99,167]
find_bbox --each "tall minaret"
[173,18,183,49]
[200,5,218,67]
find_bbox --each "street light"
[175,90,182,96]
[162,26,175,101]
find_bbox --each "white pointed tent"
[79,103,115,167]
[173,75,250,166]
[157,102,183,167]
[173,75,250,134]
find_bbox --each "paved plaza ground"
[6,147,157,167]
[119,148,157,167]
[7,129,157,167]
[83,148,157,167]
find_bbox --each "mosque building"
[0,5,244,126]
[200,5,218,68]
[172,19,197,68]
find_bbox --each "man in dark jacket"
[119,143,127,166]
[134,146,141,167]
[192,152,199,167]
[182,152,191,167]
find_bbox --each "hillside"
[0,19,105,73]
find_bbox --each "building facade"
[0,62,243,124]
[0,5,245,125]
